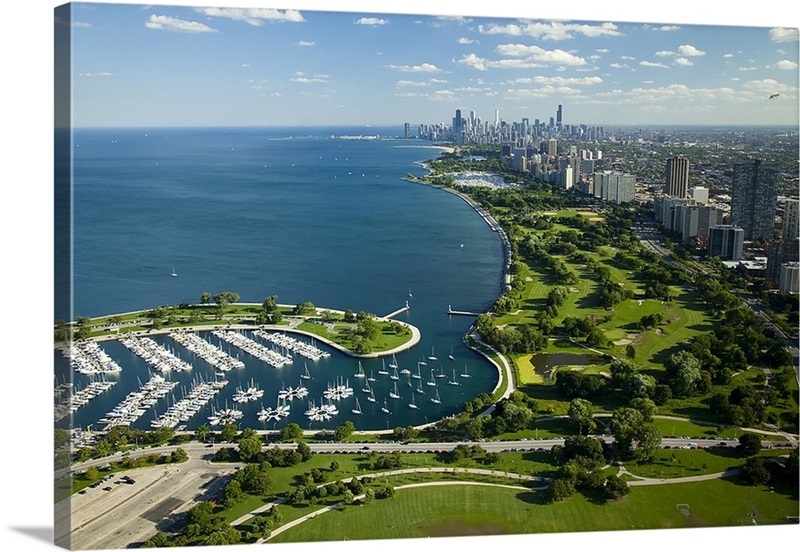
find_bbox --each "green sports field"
[268,478,797,543]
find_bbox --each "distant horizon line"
[64,123,800,130]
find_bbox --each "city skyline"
[61,0,799,128]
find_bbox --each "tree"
[567,398,596,435]
[296,441,312,461]
[221,424,238,443]
[549,478,576,502]
[195,425,211,443]
[238,433,263,463]
[738,433,762,457]
[665,351,702,397]
[604,475,629,500]
[279,423,303,442]
[334,420,355,441]
[741,457,771,486]
[223,479,245,508]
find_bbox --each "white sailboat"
[300,363,311,380]
[390,366,400,381]
[351,397,362,415]
[381,398,391,414]
[408,391,418,409]
[431,387,441,404]
[412,362,422,380]
[426,369,437,387]
[460,364,471,378]
[448,346,455,361]
[388,354,398,369]
[368,370,376,382]
[448,367,460,386]
[170,267,177,277]
[378,358,389,375]
[367,388,377,403]
[389,381,401,399]
[428,347,437,361]
[354,361,366,378]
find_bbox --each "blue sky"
[63,1,800,127]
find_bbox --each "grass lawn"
[268,477,797,543]
[623,448,789,479]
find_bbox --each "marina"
[98,373,178,430]
[120,335,192,372]
[169,330,245,372]
[150,376,228,429]
[212,329,292,368]
[62,341,122,376]
[253,329,330,361]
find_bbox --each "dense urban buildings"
[411,107,797,293]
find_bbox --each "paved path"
[255,467,550,543]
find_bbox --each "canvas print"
[53,2,799,550]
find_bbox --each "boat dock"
[447,305,483,316]
[383,302,410,319]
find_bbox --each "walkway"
[250,467,550,542]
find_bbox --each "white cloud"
[610,62,634,71]
[656,25,681,31]
[774,60,799,70]
[457,53,487,71]
[509,76,602,86]
[297,41,315,47]
[145,15,217,33]
[79,72,114,77]
[396,80,431,87]
[478,20,621,41]
[770,28,799,42]
[723,53,734,58]
[430,78,449,84]
[458,44,586,71]
[743,78,795,95]
[678,44,706,57]
[506,85,582,100]
[430,90,457,101]
[673,58,693,66]
[290,73,330,83]
[495,44,586,66]
[386,63,441,73]
[196,7,304,25]
[655,50,676,57]
[458,37,478,44]
[739,66,757,71]
[640,61,669,69]
[355,17,388,26]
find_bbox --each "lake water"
[56,127,505,431]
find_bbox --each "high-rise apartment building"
[782,198,800,240]
[765,239,800,285]
[779,262,799,295]
[731,159,779,241]
[664,155,689,198]
[708,225,744,261]
[548,138,558,158]
[593,171,636,205]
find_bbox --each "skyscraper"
[782,198,800,240]
[708,225,745,261]
[664,156,689,198]
[556,104,562,127]
[731,160,779,241]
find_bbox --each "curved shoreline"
[60,303,420,359]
